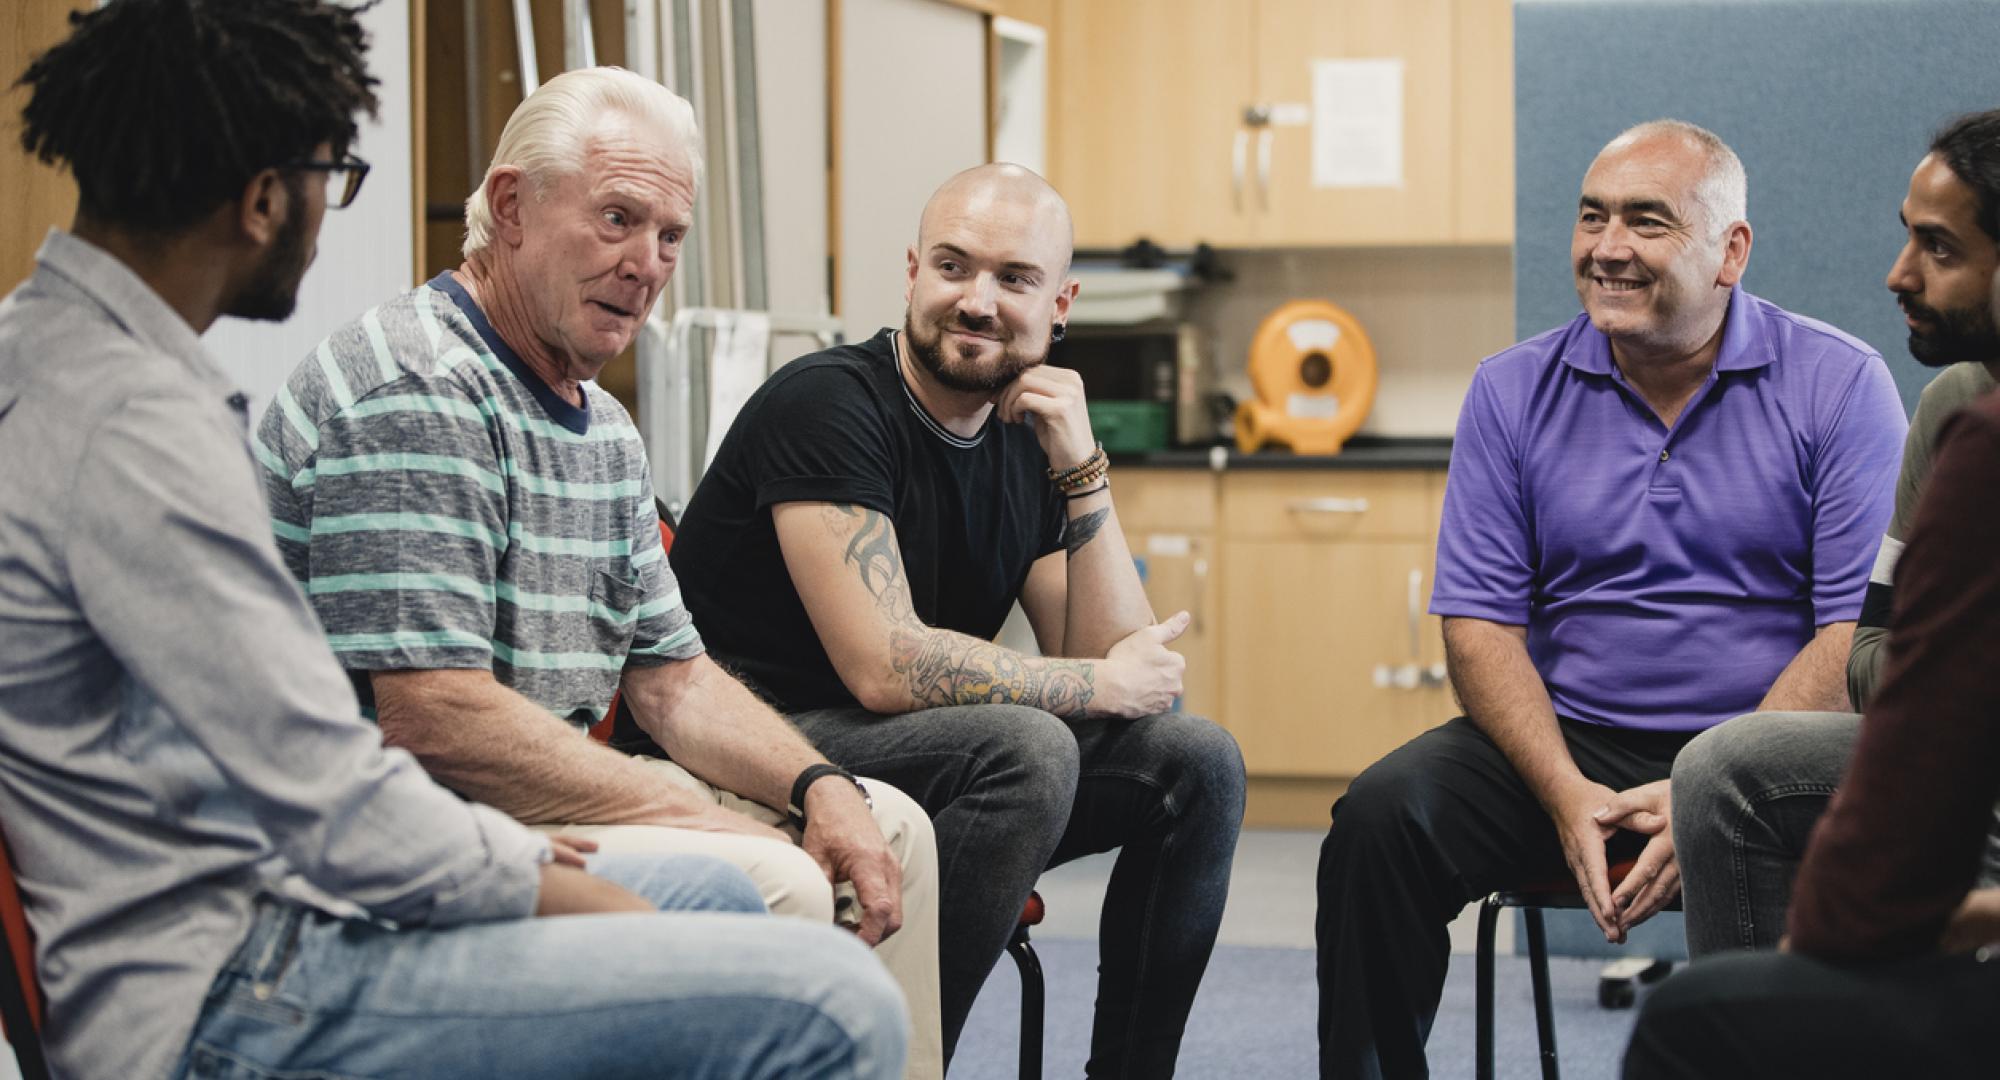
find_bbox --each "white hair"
[1605,118,1747,239]
[462,66,702,258]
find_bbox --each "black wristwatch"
[787,763,871,831]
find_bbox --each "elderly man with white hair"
[254,67,942,1079]
[1313,119,1907,1079]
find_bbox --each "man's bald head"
[901,163,1081,396]
[916,163,1074,277]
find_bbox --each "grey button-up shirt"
[0,231,549,1080]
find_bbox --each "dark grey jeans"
[791,704,1246,1079]
[1673,710,2000,958]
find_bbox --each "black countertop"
[1110,436,1451,471]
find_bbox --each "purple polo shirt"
[1431,288,1905,732]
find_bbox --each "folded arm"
[772,501,1184,719]
[371,666,776,839]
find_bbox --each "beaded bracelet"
[1055,456,1110,493]
[1047,444,1108,488]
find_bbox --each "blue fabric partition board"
[1512,0,2000,961]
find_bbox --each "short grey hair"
[1603,118,1747,239]
[462,67,702,258]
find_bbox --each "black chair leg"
[1522,908,1560,1080]
[1474,897,1499,1080]
[1008,926,1044,1080]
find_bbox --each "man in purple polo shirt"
[1314,119,1906,1079]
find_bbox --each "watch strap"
[787,763,860,831]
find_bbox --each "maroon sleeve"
[1787,393,2000,960]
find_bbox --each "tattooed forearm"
[890,622,1097,716]
[829,501,1096,715]
[1064,507,1111,559]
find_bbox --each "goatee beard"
[903,310,1047,393]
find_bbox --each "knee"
[1672,712,1788,827]
[791,927,910,1074]
[758,843,838,923]
[863,780,937,878]
[1149,713,1247,818]
[974,705,1082,818]
[1325,749,1443,856]
[601,853,768,915]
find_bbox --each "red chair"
[0,829,51,1080]
[1474,858,1679,1080]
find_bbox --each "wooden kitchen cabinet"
[1112,469,1222,722]
[1047,1,1254,249]
[1217,470,1453,777]
[1049,0,1513,248]
[1114,466,1453,785]
[1252,0,1456,246]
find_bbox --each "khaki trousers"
[536,757,942,1080]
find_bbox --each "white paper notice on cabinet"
[1311,58,1404,188]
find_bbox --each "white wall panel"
[836,0,986,344]
[203,0,413,423]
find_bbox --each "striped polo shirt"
[254,271,701,731]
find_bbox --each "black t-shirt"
[668,328,1067,714]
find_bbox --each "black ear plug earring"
[1051,323,1067,343]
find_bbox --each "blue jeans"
[174,853,908,1080]
[791,704,1246,1079]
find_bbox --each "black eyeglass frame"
[289,154,371,209]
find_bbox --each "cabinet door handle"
[1406,568,1423,659]
[1256,128,1273,212]
[1233,129,1249,213]
[1286,497,1370,514]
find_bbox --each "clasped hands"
[1551,778,1678,944]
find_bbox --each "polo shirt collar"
[1558,286,1775,377]
[34,228,237,401]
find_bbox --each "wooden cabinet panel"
[1453,0,1514,245]
[1114,469,1220,719]
[1050,0,1254,248]
[1220,470,1434,542]
[1251,0,1456,245]
[1129,530,1220,721]
[1218,535,1451,776]
[1113,468,1217,533]
[1045,0,1513,248]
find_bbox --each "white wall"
[751,0,830,362]
[202,0,413,422]
[836,0,988,343]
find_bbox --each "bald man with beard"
[662,164,1247,1077]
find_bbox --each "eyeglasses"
[289,154,371,209]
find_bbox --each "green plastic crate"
[1088,401,1172,453]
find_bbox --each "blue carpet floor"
[953,938,1648,1079]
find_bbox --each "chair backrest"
[587,511,677,745]
[0,827,51,1080]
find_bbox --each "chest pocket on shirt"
[587,567,646,647]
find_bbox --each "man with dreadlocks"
[0,3,907,1079]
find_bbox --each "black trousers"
[1315,716,1694,1080]
[1623,948,2000,1079]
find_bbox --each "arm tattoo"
[1063,507,1111,559]
[825,503,1097,715]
